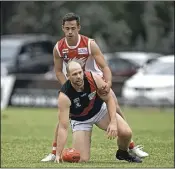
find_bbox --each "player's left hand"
[107,120,118,140]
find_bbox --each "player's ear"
[78,25,81,31]
[62,25,64,31]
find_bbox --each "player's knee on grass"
[72,130,91,163]
[75,146,90,163]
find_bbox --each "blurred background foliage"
[1,1,175,54]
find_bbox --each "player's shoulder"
[60,81,73,100]
[84,71,102,88]
[58,91,71,107]
[80,34,89,39]
[80,35,95,48]
[60,80,75,99]
[55,37,65,48]
[80,34,94,41]
[60,80,70,92]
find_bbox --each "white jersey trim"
[65,34,81,49]
[88,38,94,56]
[55,42,62,57]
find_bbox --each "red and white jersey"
[55,34,103,77]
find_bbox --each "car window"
[31,41,53,55]
[144,61,174,75]
[1,44,19,62]
[18,44,33,62]
[1,40,54,64]
[19,41,53,59]
[108,59,133,72]
[20,44,33,54]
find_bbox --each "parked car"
[103,53,142,98]
[1,34,55,74]
[1,63,8,76]
[122,55,174,106]
[104,53,140,78]
[114,51,162,67]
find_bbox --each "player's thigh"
[95,110,131,137]
[95,109,111,131]
[72,130,92,162]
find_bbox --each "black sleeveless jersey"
[59,71,104,121]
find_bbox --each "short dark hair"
[62,13,80,26]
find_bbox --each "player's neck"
[66,34,79,46]
[72,82,84,92]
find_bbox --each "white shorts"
[70,102,107,132]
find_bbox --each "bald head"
[66,61,82,75]
[66,61,84,87]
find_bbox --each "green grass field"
[1,106,174,168]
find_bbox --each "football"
[62,148,80,163]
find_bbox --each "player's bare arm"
[55,92,71,163]
[92,73,116,119]
[90,41,128,120]
[90,40,112,88]
[92,73,118,139]
[115,97,127,121]
[53,47,67,85]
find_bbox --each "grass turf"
[1,106,174,168]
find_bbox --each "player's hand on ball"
[55,155,63,163]
[107,120,118,140]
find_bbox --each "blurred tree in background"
[1,1,175,54]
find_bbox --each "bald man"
[55,61,142,163]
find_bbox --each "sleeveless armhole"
[85,71,97,92]
[58,81,72,104]
[90,72,98,89]
[55,42,62,57]
[88,38,94,56]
